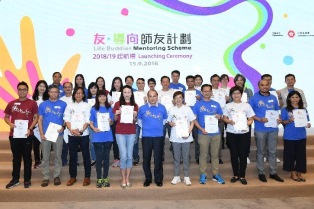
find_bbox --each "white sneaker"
[264,157,267,163]
[171,176,181,185]
[247,157,251,164]
[184,177,192,186]
[276,158,281,163]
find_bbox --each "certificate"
[160,95,173,111]
[212,91,226,108]
[111,91,121,104]
[13,120,28,138]
[87,98,96,107]
[120,105,134,124]
[71,112,85,130]
[233,112,248,132]
[264,110,279,128]
[175,118,189,138]
[293,109,308,127]
[33,126,41,142]
[134,91,145,107]
[241,92,248,103]
[63,129,69,144]
[204,115,219,134]
[97,112,110,131]
[185,90,196,106]
[269,91,280,105]
[45,122,62,142]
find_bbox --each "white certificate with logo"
[134,91,145,107]
[13,120,28,138]
[45,122,62,142]
[204,115,219,134]
[87,98,96,107]
[63,129,69,144]
[185,90,196,106]
[33,126,41,142]
[175,118,189,138]
[212,91,226,108]
[120,105,134,124]
[264,110,279,128]
[71,112,85,130]
[111,91,121,104]
[160,95,173,111]
[233,112,248,132]
[293,109,308,127]
[97,112,110,131]
[241,92,248,103]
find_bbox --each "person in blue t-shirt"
[249,79,284,183]
[49,72,65,98]
[89,90,114,188]
[193,84,225,185]
[138,90,168,187]
[281,90,311,182]
[38,85,67,187]
[169,70,186,92]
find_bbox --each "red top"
[113,101,138,134]
[4,98,38,136]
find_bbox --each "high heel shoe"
[298,177,306,182]
[291,176,301,182]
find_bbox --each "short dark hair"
[72,86,86,102]
[210,74,220,82]
[229,86,243,96]
[48,85,60,92]
[147,78,156,85]
[220,74,229,82]
[171,70,180,76]
[173,91,184,99]
[186,75,195,81]
[261,74,272,79]
[52,72,62,78]
[137,78,145,83]
[63,82,73,88]
[285,73,295,80]
[201,84,212,91]
[160,76,170,82]
[17,81,29,90]
[125,75,134,82]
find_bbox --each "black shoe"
[143,180,152,187]
[196,159,199,165]
[258,174,267,182]
[133,159,139,166]
[219,159,224,164]
[24,181,32,188]
[41,179,49,187]
[156,182,163,187]
[269,174,284,182]
[54,177,61,186]
[230,176,239,183]
[239,178,247,185]
[91,161,96,167]
[6,179,20,189]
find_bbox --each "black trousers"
[142,136,164,183]
[283,139,306,173]
[227,132,250,178]
[9,136,34,181]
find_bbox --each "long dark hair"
[94,90,111,111]
[72,86,86,102]
[96,76,106,92]
[87,82,99,99]
[32,80,49,101]
[110,77,123,96]
[286,90,304,112]
[74,74,86,89]
[119,85,135,106]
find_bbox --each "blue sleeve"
[162,106,168,119]
[281,108,288,120]
[216,103,223,115]
[273,96,280,110]
[109,107,114,120]
[38,103,44,116]
[90,108,96,122]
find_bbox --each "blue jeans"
[93,142,112,179]
[116,134,136,169]
[254,130,279,175]
[133,124,141,161]
[89,127,96,161]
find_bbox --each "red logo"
[288,30,295,38]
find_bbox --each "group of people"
[4,70,310,189]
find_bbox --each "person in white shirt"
[63,87,91,186]
[168,91,195,186]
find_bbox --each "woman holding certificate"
[64,87,91,186]
[223,86,255,185]
[281,91,311,182]
[168,91,195,186]
[90,90,114,188]
[113,85,138,188]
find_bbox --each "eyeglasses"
[18,89,27,92]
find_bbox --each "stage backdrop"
[0,0,313,131]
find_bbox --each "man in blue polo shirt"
[38,85,67,187]
[138,90,168,187]
[249,79,284,183]
[49,72,65,98]
[193,84,225,185]
[169,70,186,92]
